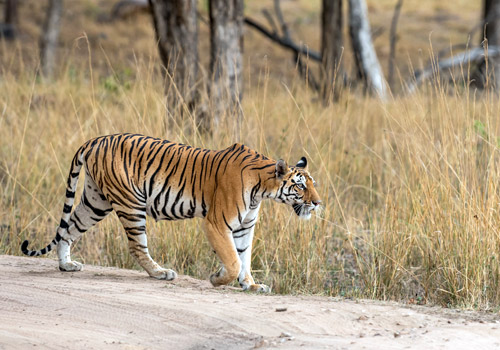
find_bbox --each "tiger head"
[273,157,321,220]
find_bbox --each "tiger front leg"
[237,252,270,293]
[204,219,242,287]
[205,213,270,293]
[234,206,271,293]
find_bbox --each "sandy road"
[0,255,499,349]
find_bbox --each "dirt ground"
[0,256,499,350]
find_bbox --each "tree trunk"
[2,0,18,40]
[321,0,343,103]
[387,0,403,90]
[149,0,199,110]
[209,0,244,129]
[478,0,500,89]
[348,0,387,99]
[40,0,63,78]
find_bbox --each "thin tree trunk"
[149,0,198,110]
[478,0,500,89]
[5,0,18,24]
[387,0,403,90]
[321,0,343,103]
[348,0,387,99]
[2,0,18,39]
[40,0,63,78]
[209,0,244,128]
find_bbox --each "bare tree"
[40,0,63,78]
[348,0,387,99]
[149,0,199,110]
[321,0,343,103]
[209,0,244,128]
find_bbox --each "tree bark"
[5,0,18,24]
[1,0,18,39]
[478,0,500,89]
[40,0,63,78]
[387,0,403,90]
[321,0,343,103]
[149,0,199,110]
[348,0,387,99]
[209,0,244,128]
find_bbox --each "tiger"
[21,133,321,292]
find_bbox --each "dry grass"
[2,0,500,310]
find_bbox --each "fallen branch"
[108,0,149,21]
[261,9,279,35]
[243,17,321,62]
[406,46,500,93]
[274,0,319,90]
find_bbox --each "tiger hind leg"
[58,176,112,272]
[115,207,177,280]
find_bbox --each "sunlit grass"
[2,51,500,311]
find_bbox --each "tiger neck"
[247,162,281,208]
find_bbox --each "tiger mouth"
[292,203,315,219]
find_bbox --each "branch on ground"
[406,46,500,93]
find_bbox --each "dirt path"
[0,255,499,349]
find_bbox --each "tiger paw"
[150,268,177,281]
[209,271,222,287]
[244,283,271,293]
[59,261,83,272]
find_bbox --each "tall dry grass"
[2,43,500,310]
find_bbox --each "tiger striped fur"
[21,133,321,292]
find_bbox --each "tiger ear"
[275,159,289,179]
[296,156,308,169]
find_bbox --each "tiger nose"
[312,200,321,206]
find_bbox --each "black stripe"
[237,246,249,254]
[82,194,109,217]
[222,213,233,232]
[232,224,255,238]
[63,204,72,214]
[66,189,75,198]
[233,231,250,239]
[250,163,275,171]
[124,226,146,235]
[69,218,86,233]
[21,240,29,253]
[59,219,69,229]
[116,210,146,222]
